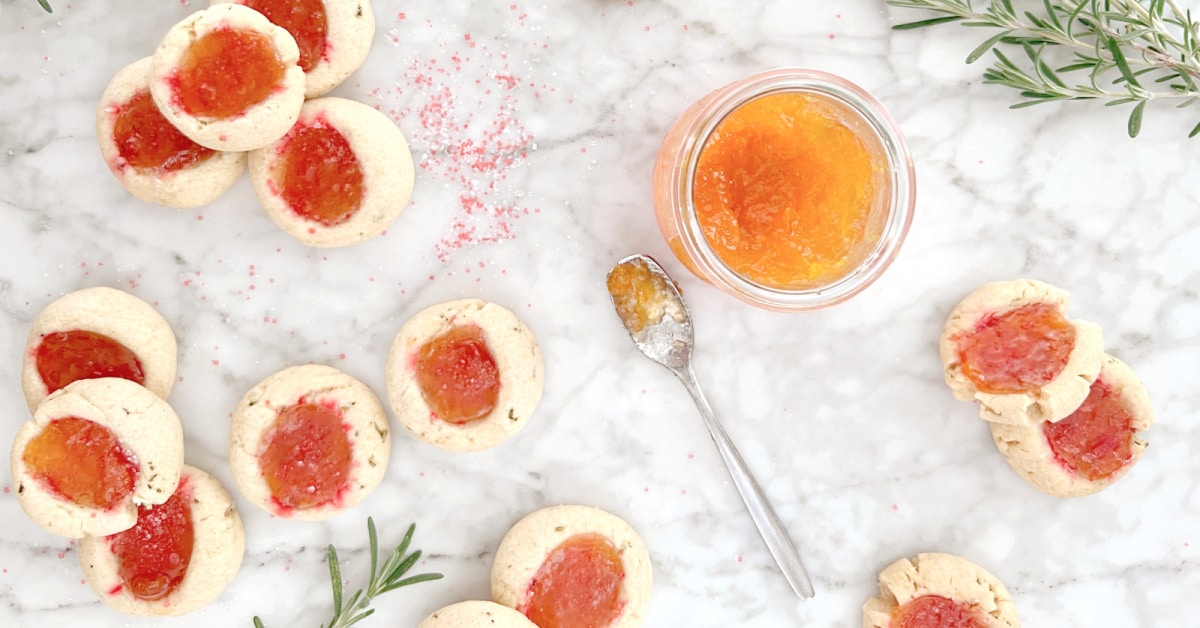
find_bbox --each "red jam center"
[414,325,501,425]
[1043,378,1136,481]
[242,0,328,73]
[113,90,216,172]
[259,400,352,511]
[175,27,286,119]
[109,480,195,601]
[34,329,146,394]
[891,595,990,628]
[276,118,365,227]
[955,302,1076,394]
[22,417,138,510]
[522,533,626,628]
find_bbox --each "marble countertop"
[1,0,1197,626]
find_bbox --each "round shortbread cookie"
[991,354,1153,497]
[491,505,652,628]
[213,0,376,98]
[150,3,305,152]
[418,601,539,628]
[79,464,245,617]
[863,553,1020,628]
[11,378,185,538]
[21,286,177,413]
[248,96,414,248]
[229,364,391,520]
[939,279,1103,425]
[385,299,543,452]
[96,57,245,208]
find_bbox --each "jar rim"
[670,68,917,312]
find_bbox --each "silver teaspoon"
[606,254,816,600]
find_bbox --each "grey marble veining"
[0,0,1197,626]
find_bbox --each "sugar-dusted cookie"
[97,57,245,208]
[939,279,1103,425]
[11,378,185,538]
[229,364,390,520]
[863,553,1020,628]
[80,464,245,616]
[213,0,375,98]
[491,505,652,628]
[248,96,414,247]
[418,600,539,628]
[386,299,543,452]
[991,354,1153,497]
[150,3,305,152]
[21,286,177,412]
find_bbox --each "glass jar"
[652,68,916,312]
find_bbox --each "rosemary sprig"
[37,0,53,12]
[889,0,1200,137]
[253,518,444,628]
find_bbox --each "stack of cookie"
[96,0,415,248]
[939,278,1154,497]
[9,287,244,617]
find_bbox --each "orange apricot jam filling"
[258,399,352,512]
[521,533,626,628]
[242,0,328,73]
[606,259,674,333]
[174,27,286,119]
[108,479,195,601]
[891,594,990,628]
[954,302,1076,395]
[113,90,216,172]
[1043,378,1136,481]
[692,91,882,289]
[275,117,365,227]
[414,325,501,425]
[22,417,138,510]
[34,329,146,395]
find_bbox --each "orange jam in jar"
[653,69,915,311]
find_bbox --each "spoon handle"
[674,363,816,600]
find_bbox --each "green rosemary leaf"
[387,550,422,583]
[367,517,380,585]
[893,16,965,30]
[328,545,344,618]
[253,618,265,628]
[394,523,415,560]
[1022,11,1044,29]
[384,573,446,592]
[1189,119,1200,137]
[1043,0,1063,30]
[1057,62,1096,73]
[1106,32,1142,88]
[37,0,52,12]
[967,31,1011,63]
[1105,97,1140,106]
[1128,100,1147,137]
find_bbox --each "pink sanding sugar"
[372,14,545,262]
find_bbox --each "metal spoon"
[605,253,816,600]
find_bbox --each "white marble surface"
[1,0,1197,626]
